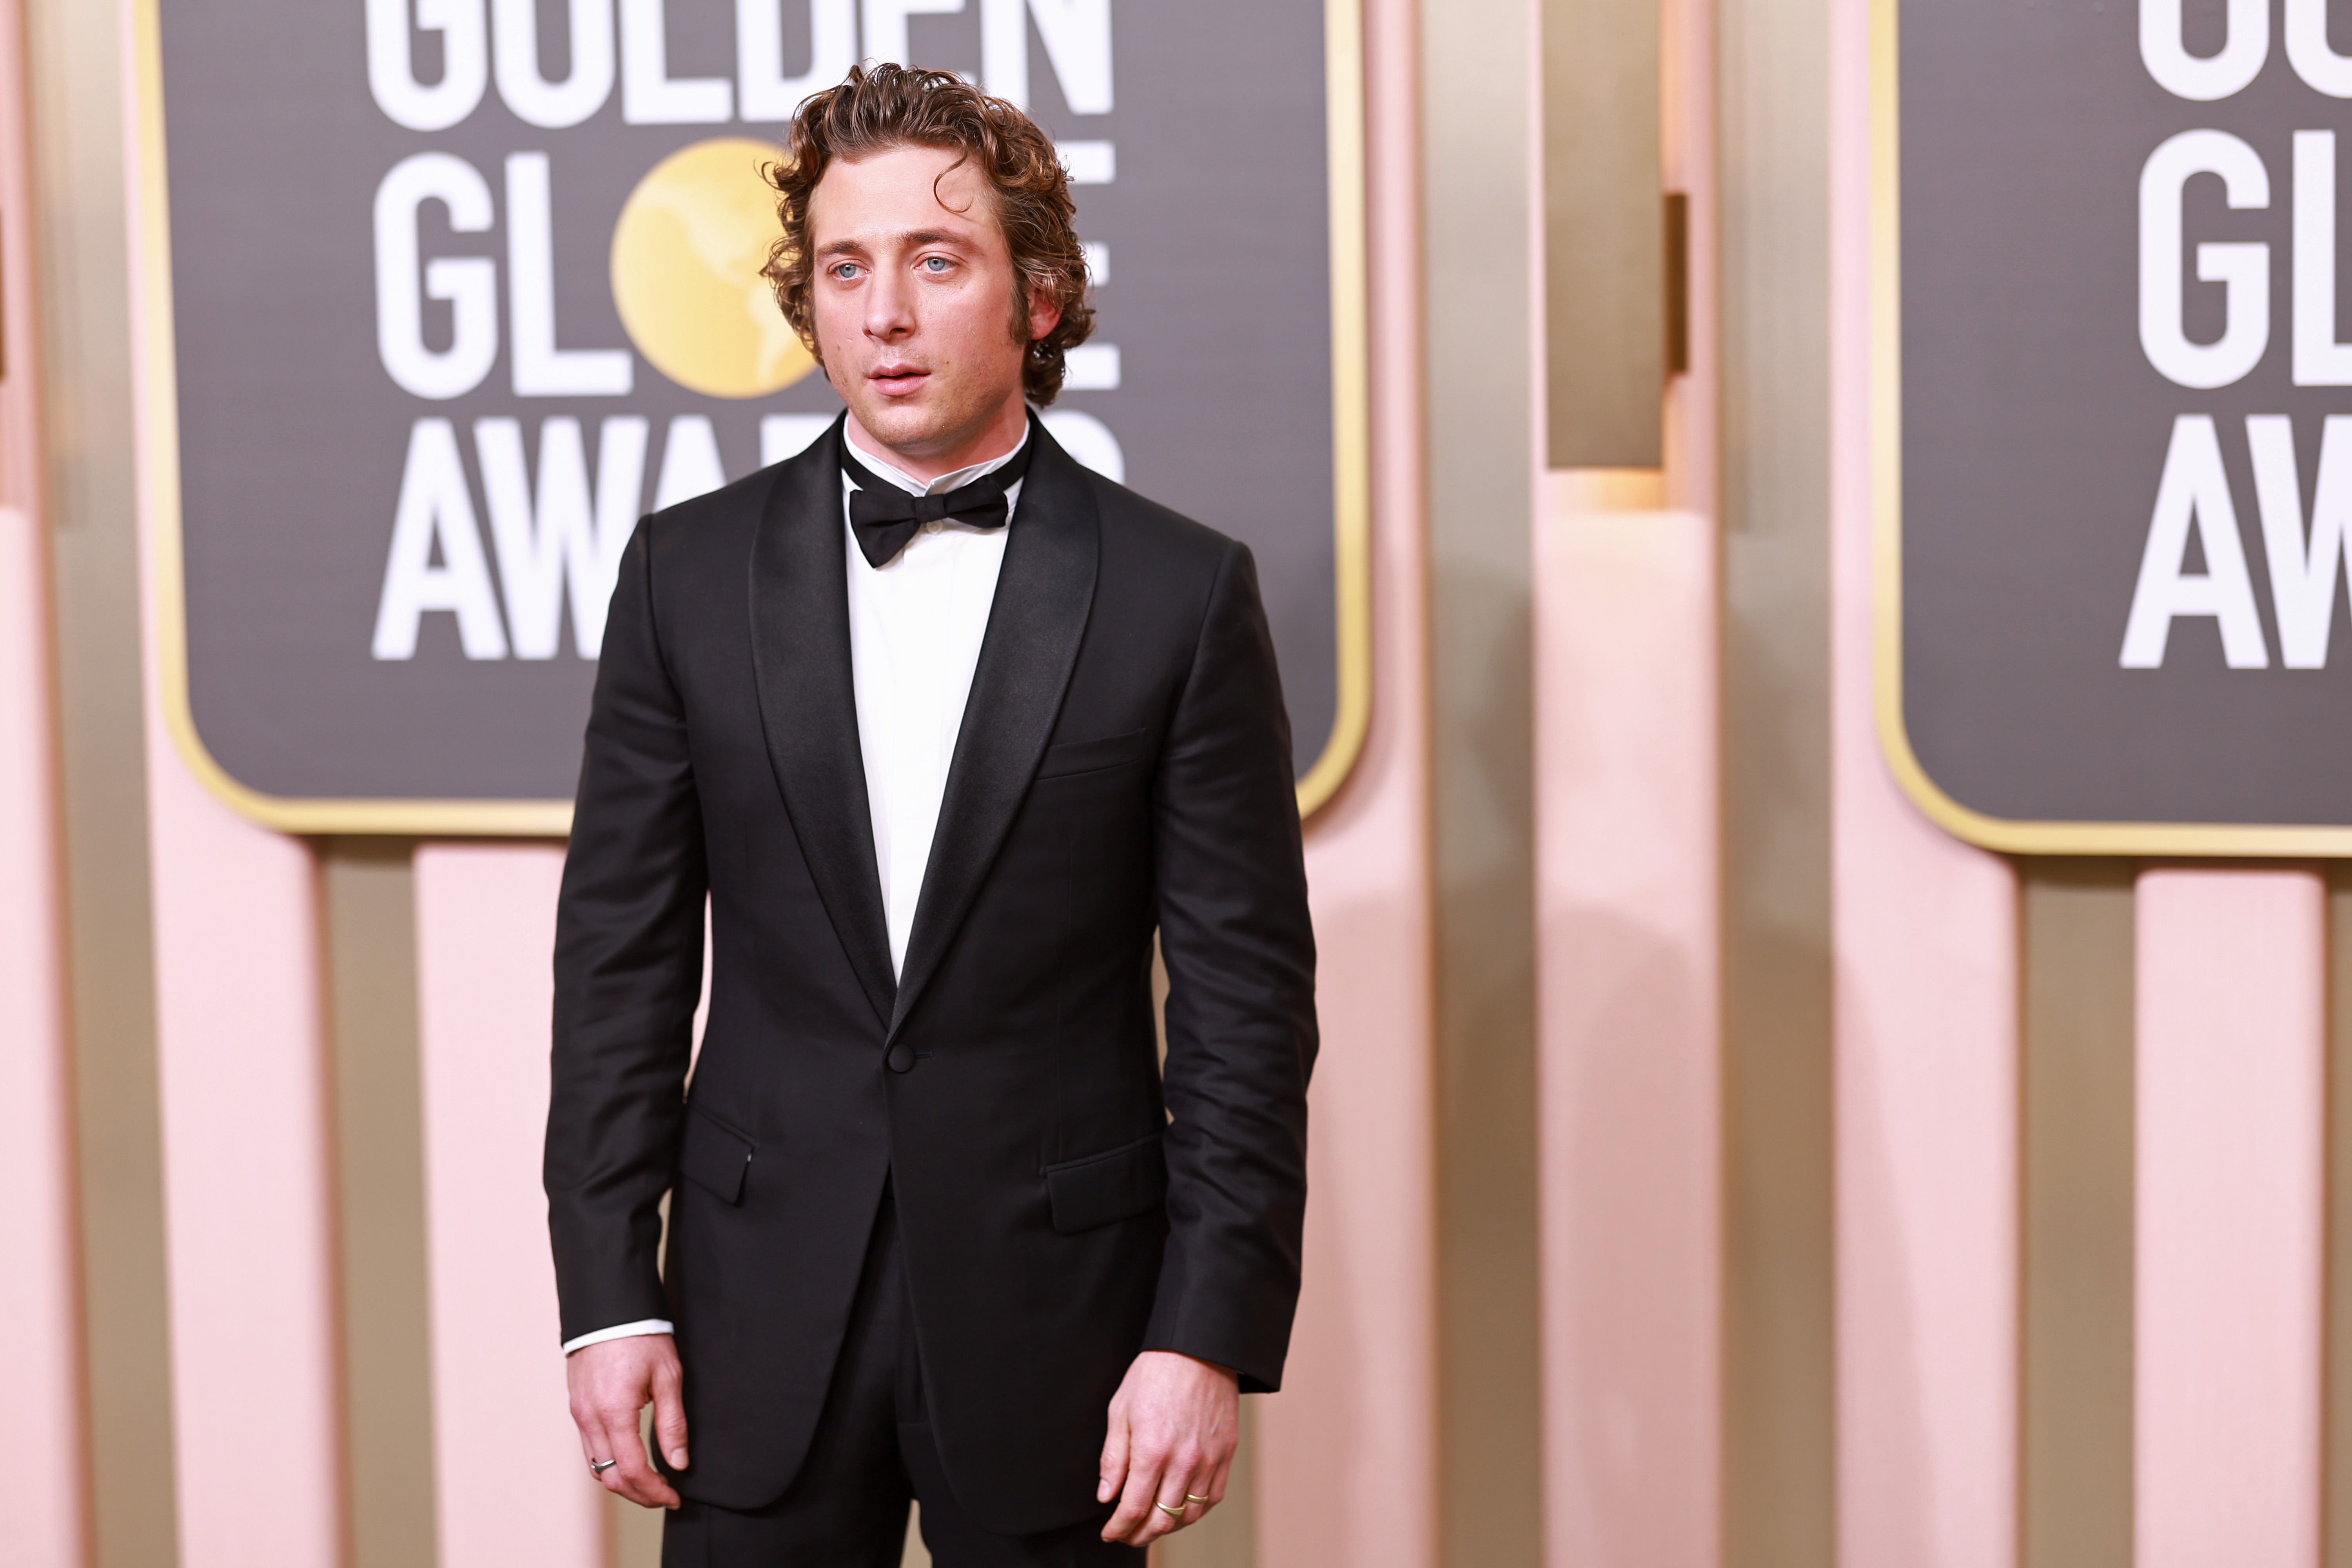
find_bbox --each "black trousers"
[662,1189,1146,1568]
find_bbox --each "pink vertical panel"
[1533,484,1719,1568]
[1827,0,2021,1559]
[2135,868,2323,1568]
[142,698,342,1568]
[414,843,606,1568]
[0,503,88,1568]
[1255,0,1436,1559]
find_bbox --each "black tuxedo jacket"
[544,416,1317,1535]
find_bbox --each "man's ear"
[1028,296,1063,345]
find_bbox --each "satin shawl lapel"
[886,425,1100,1043]
[748,418,896,1027]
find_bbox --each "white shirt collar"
[842,421,1032,497]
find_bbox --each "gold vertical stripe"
[2018,859,2136,1568]
[323,839,440,1568]
[1295,0,1372,821]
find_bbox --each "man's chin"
[850,398,1007,468]
[848,396,945,451]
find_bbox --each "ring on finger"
[589,1457,618,1476]
[1185,1494,1210,1505]
[1155,1501,1186,1519]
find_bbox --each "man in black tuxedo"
[545,65,1316,1566]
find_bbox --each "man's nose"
[864,265,916,340]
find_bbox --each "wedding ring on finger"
[1155,1501,1187,1519]
[589,1457,618,1476]
[1185,1495,1210,1505]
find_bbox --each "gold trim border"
[1868,0,2352,857]
[130,0,1372,837]
[1294,0,1372,820]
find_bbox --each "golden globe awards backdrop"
[135,0,1367,832]
[1884,0,2352,851]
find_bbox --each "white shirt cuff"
[562,1319,674,1355]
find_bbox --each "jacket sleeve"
[1142,539,1318,1393]
[544,519,707,1345]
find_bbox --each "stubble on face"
[803,144,1055,480]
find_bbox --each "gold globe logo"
[611,137,817,399]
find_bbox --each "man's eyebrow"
[817,228,969,258]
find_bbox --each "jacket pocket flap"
[1036,728,1150,780]
[679,1105,755,1205]
[1044,1133,1168,1234]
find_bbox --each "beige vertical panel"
[2327,864,2352,1568]
[1423,0,1541,1563]
[1543,0,1664,467]
[1717,0,1834,1557]
[323,839,439,1568]
[2018,861,2134,1568]
[611,1492,664,1567]
[25,0,175,1563]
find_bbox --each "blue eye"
[833,263,860,280]
[922,256,950,273]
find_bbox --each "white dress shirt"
[563,421,1028,1357]
[841,426,1027,976]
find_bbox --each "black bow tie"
[842,438,1035,569]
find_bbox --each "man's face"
[805,143,1060,468]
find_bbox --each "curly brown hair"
[760,63,1095,406]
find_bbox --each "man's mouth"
[869,363,929,396]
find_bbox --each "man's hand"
[566,1334,687,1509]
[1097,1350,1240,1545]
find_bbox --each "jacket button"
[885,1044,915,1074]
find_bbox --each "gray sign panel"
[143,0,1362,831]
[1894,0,2352,849]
